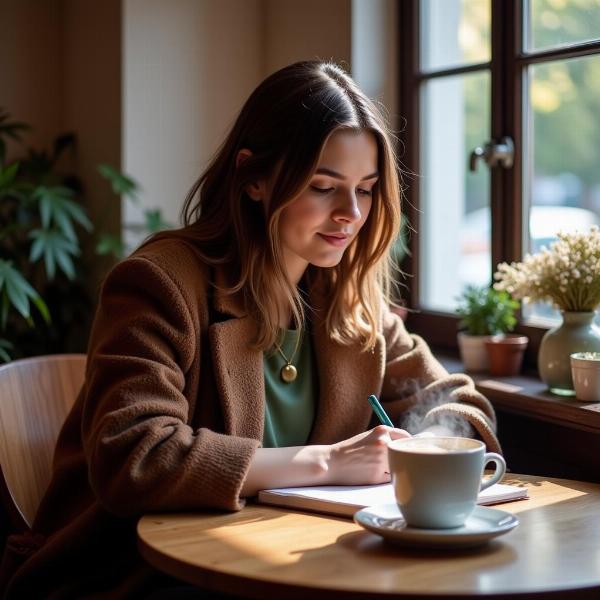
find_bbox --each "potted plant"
[0,110,85,361]
[0,109,172,362]
[570,352,600,402]
[456,285,525,373]
[485,332,529,377]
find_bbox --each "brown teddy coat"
[4,229,499,598]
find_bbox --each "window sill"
[438,354,600,435]
[437,353,600,483]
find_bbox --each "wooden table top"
[137,474,600,599]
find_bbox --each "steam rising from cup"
[388,377,474,438]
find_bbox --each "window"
[399,0,600,352]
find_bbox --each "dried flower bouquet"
[494,225,600,312]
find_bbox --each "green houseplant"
[94,163,172,260]
[0,109,90,361]
[456,285,518,336]
[0,109,171,362]
[456,285,525,373]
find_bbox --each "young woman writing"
[3,61,499,598]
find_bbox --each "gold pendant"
[280,363,298,383]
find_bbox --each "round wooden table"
[138,474,600,599]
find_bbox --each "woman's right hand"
[324,425,411,486]
[240,426,410,497]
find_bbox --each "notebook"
[257,481,528,518]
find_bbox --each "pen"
[368,394,394,427]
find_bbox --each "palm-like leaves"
[0,110,171,361]
[33,186,93,240]
[0,338,13,363]
[20,186,92,280]
[144,209,171,233]
[0,110,93,356]
[0,259,50,329]
[0,162,19,190]
[97,163,172,258]
[98,163,138,200]
[29,229,80,280]
[0,109,29,165]
[95,233,124,258]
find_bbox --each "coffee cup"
[387,437,506,529]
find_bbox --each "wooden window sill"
[436,353,600,482]
[438,354,600,435]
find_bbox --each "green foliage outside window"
[462,0,600,206]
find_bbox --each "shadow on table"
[335,528,510,560]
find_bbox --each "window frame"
[397,0,600,362]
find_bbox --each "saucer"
[354,504,518,549]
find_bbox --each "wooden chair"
[0,354,86,530]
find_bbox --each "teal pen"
[367,394,394,427]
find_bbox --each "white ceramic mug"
[387,437,506,529]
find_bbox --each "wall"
[123,0,354,247]
[0,0,62,157]
[263,0,351,75]
[123,0,264,247]
[352,0,399,132]
[61,0,122,297]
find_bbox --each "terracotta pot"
[485,334,529,376]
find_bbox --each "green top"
[263,329,317,448]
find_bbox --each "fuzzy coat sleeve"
[81,255,260,517]
[379,309,501,453]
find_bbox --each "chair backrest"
[0,354,86,530]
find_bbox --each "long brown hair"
[181,60,403,351]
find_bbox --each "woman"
[3,61,499,598]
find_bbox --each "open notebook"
[257,481,528,518]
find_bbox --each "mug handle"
[480,452,506,491]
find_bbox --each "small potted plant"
[456,285,526,373]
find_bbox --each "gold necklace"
[274,342,298,383]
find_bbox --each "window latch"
[469,136,514,171]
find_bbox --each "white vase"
[538,311,600,395]
[457,332,492,373]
